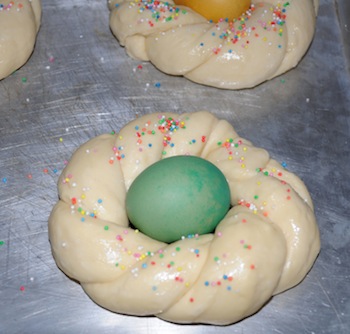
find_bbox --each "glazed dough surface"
[49,111,320,325]
[108,0,318,89]
[0,0,41,80]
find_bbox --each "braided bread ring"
[0,0,41,80]
[49,111,320,325]
[108,0,319,89]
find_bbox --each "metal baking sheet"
[0,0,349,333]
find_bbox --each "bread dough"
[108,0,319,89]
[0,0,42,80]
[49,111,320,325]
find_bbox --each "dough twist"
[108,0,319,89]
[49,111,320,325]
[0,0,41,80]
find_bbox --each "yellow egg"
[174,0,251,22]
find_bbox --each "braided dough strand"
[49,111,320,325]
[0,0,41,80]
[108,0,318,89]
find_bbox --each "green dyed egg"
[126,156,230,243]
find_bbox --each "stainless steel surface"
[0,0,349,333]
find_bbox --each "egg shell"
[126,156,231,243]
[174,0,251,22]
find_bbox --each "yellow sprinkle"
[59,138,63,142]
[241,164,246,168]
[81,194,86,199]
[121,265,126,270]
[177,267,182,272]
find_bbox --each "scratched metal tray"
[0,0,349,333]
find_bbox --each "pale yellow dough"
[0,0,41,80]
[108,0,319,89]
[49,111,320,325]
